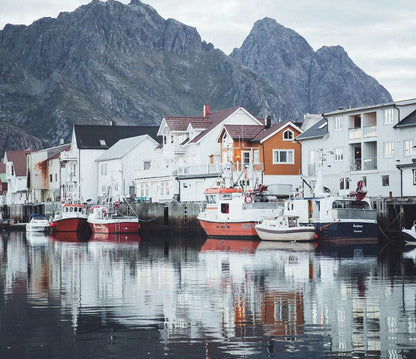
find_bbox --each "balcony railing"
[348,128,362,140]
[351,159,362,171]
[329,208,377,221]
[363,125,377,138]
[60,152,77,162]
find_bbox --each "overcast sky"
[1,0,415,101]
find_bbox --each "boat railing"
[329,208,377,220]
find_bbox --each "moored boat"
[26,214,51,233]
[254,215,316,242]
[402,221,416,244]
[50,203,89,233]
[197,185,283,238]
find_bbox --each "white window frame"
[413,170,416,185]
[334,147,344,161]
[404,140,414,157]
[382,175,389,187]
[384,142,394,158]
[272,149,294,164]
[241,151,251,166]
[143,161,151,170]
[384,109,394,125]
[253,150,260,164]
[334,116,342,131]
[283,129,294,141]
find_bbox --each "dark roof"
[251,122,289,142]
[74,125,159,149]
[5,151,28,176]
[189,107,241,143]
[223,125,264,140]
[394,109,416,128]
[295,118,327,141]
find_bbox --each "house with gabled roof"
[296,98,416,198]
[95,135,159,202]
[61,124,159,203]
[134,105,266,202]
[0,162,7,206]
[27,143,70,203]
[3,150,29,205]
[218,121,303,195]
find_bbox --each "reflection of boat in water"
[255,215,316,242]
[89,233,140,244]
[51,231,89,243]
[402,220,416,244]
[256,240,316,252]
[26,231,50,246]
[200,238,260,253]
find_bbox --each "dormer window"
[99,139,106,146]
[283,129,294,140]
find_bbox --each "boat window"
[65,207,68,212]
[70,207,73,212]
[288,217,297,227]
[206,195,217,204]
[332,201,343,209]
[220,194,232,200]
[221,203,229,214]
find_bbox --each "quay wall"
[5,197,416,237]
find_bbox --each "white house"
[27,144,69,203]
[95,135,159,202]
[296,98,416,199]
[134,105,266,202]
[60,124,159,203]
[3,150,29,205]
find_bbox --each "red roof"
[5,151,28,176]
[164,116,210,132]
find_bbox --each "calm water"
[1,231,416,358]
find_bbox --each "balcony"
[174,144,186,155]
[363,125,377,138]
[348,128,362,140]
[60,151,77,162]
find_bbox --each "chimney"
[110,120,116,126]
[59,138,64,145]
[203,105,210,117]
[265,115,271,129]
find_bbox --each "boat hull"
[51,217,89,232]
[198,219,259,238]
[88,217,140,234]
[315,221,379,239]
[255,224,316,242]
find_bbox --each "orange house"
[218,121,302,191]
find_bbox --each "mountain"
[230,18,392,119]
[0,1,392,149]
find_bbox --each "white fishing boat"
[402,221,416,244]
[255,215,316,242]
[25,214,51,233]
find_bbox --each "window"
[253,150,260,164]
[413,170,416,185]
[144,161,151,170]
[308,150,316,176]
[283,130,294,140]
[384,142,394,157]
[339,177,350,190]
[382,175,389,186]
[139,183,149,197]
[334,116,342,130]
[384,109,394,124]
[362,176,367,187]
[273,149,294,164]
[160,181,169,196]
[50,174,53,182]
[405,140,414,156]
[99,139,106,146]
[55,174,58,182]
[100,164,107,176]
[334,147,344,161]
[241,151,251,166]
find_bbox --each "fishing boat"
[26,214,51,233]
[50,202,89,233]
[197,184,283,238]
[402,221,416,244]
[254,215,316,242]
[284,182,378,240]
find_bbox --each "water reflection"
[1,232,416,357]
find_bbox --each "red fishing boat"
[50,203,89,233]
